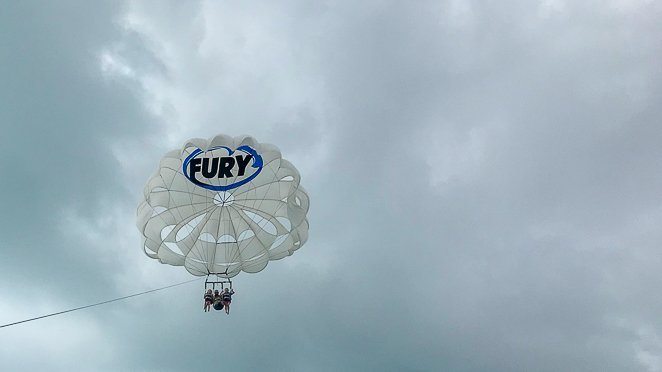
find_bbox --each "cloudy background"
[1,0,661,370]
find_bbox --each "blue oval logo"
[182,145,263,191]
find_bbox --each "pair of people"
[203,288,235,314]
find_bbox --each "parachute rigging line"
[0,278,202,329]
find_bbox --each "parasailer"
[137,134,309,314]
[221,288,235,315]
[212,289,224,311]
[203,289,213,312]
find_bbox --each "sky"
[1,0,661,370]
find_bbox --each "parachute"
[137,134,309,278]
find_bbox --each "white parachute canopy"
[137,134,309,277]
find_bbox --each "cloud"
[1,0,662,370]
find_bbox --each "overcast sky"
[1,0,661,371]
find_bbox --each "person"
[221,288,235,315]
[203,289,213,312]
[213,289,223,311]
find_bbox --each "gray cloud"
[1,0,661,371]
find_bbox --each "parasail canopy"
[137,134,309,277]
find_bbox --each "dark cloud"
[0,0,158,307]
[2,0,662,371]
